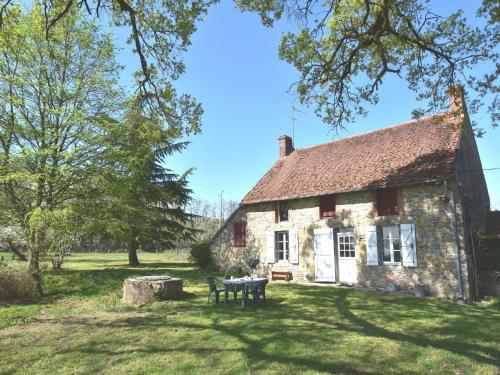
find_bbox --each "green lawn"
[1,253,499,374]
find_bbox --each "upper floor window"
[377,187,398,216]
[233,221,246,247]
[320,195,336,218]
[278,201,288,222]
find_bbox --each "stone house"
[210,89,490,300]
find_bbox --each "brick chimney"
[448,85,466,115]
[279,135,294,158]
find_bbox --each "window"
[338,230,355,258]
[275,231,289,261]
[382,225,401,264]
[233,221,246,247]
[377,188,399,216]
[278,201,288,222]
[320,195,336,218]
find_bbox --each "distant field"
[1,252,499,374]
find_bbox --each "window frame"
[278,201,288,222]
[275,231,289,262]
[376,188,399,216]
[320,195,336,218]
[381,225,402,265]
[337,229,356,259]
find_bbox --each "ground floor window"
[276,231,289,261]
[382,225,401,264]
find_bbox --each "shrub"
[0,262,36,302]
[52,254,64,270]
[190,243,212,269]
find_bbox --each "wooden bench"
[271,271,293,281]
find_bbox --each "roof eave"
[241,177,452,205]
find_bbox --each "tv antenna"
[290,105,305,147]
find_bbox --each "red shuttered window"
[320,195,336,218]
[233,221,246,247]
[377,188,399,216]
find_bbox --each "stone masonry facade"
[210,181,470,300]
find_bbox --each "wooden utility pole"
[219,191,224,226]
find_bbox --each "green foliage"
[102,0,217,135]
[0,5,121,223]
[0,0,216,134]
[0,262,36,301]
[190,242,212,269]
[77,96,196,265]
[27,208,80,255]
[0,4,122,291]
[237,0,499,131]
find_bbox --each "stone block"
[123,276,183,304]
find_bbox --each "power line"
[459,167,500,172]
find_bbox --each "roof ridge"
[295,112,451,152]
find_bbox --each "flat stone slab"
[123,276,183,304]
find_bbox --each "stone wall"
[210,182,470,299]
[454,112,490,299]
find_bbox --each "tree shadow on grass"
[5,272,500,373]
[52,309,389,374]
[329,290,499,367]
[283,286,500,364]
[43,284,499,373]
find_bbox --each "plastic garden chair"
[243,279,269,306]
[252,279,269,305]
[206,276,226,304]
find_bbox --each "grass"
[0,252,499,374]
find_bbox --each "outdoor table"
[222,277,267,307]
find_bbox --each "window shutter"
[233,222,239,246]
[289,229,299,264]
[241,222,246,247]
[365,226,379,265]
[401,223,417,267]
[266,231,276,264]
[377,188,398,216]
[320,195,336,218]
[233,222,244,247]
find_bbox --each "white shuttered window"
[266,231,276,263]
[289,229,299,264]
[400,223,417,267]
[365,226,379,265]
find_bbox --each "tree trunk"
[128,239,140,267]
[28,231,43,296]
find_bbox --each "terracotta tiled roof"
[242,113,462,204]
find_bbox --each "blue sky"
[116,0,499,209]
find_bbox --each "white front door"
[337,229,357,284]
[314,228,335,282]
